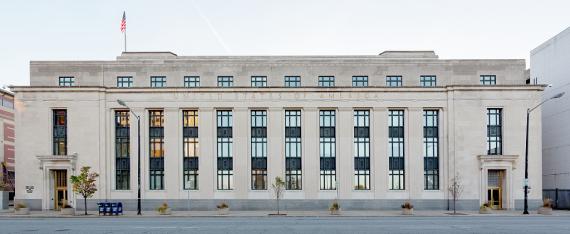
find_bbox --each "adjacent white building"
[13,51,544,211]
[531,26,570,208]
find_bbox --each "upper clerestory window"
[117,76,133,88]
[386,76,402,87]
[352,76,369,87]
[58,76,75,87]
[284,76,301,87]
[251,76,267,87]
[318,76,335,87]
[420,75,437,87]
[480,75,496,85]
[218,76,234,87]
[184,76,200,87]
[150,76,166,87]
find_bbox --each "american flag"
[120,11,126,32]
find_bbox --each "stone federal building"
[13,51,544,211]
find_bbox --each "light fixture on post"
[117,99,142,215]
[523,92,564,214]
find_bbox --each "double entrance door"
[487,170,504,209]
[52,170,68,210]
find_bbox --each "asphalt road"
[0,216,568,234]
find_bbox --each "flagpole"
[124,27,127,52]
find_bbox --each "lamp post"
[523,92,564,214]
[117,99,142,215]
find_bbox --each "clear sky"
[1,0,569,86]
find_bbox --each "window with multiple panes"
[217,76,234,87]
[150,76,166,87]
[320,110,336,190]
[183,110,199,190]
[251,110,267,190]
[285,110,302,190]
[58,77,75,87]
[184,76,200,88]
[420,75,437,87]
[251,76,267,87]
[318,76,335,87]
[149,110,164,190]
[386,76,402,87]
[487,108,502,155]
[284,76,301,87]
[217,110,234,190]
[52,110,67,155]
[352,76,369,87]
[480,75,497,85]
[388,110,405,190]
[423,110,439,190]
[0,95,14,109]
[115,111,130,190]
[354,110,370,190]
[117,76,133,88]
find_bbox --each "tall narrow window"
[354,110,370,190]
[58,77,75,87]
[318,76,335,87]
[420,75,437,87]
[149,110,164,190]
[388,110,405,190]
[487,108,502,155]
[386,76,402,87]
[150,76,166,87]
[53,110,67,155]
[183,110,199,190]
[251,110,267,190]
[115,111,130,190]
[217,110,233,190]
[251,76,267,87]
[352,76,369,87]
[217,76,234,87]
[184,76,200,87]
[480,75,497,85]
[320,110,336,190]
[117,76,133,88]
[284,76,301,87]
[423,110,439,190]
[285,110,302,190]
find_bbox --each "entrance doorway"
[487,170,504,209]
[52,170,68,210]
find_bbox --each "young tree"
[448,174,464,215]
[70,166,99,215]
[271,176,286,215]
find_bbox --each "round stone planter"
[15,208,30,215]
[479,207,492,214]
[329,209,340,215]
[60,208,75,216]
[217,208,229,215]
[158,208,172,215]
[538,207,553,215]
[402,208,413,215]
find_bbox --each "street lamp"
[117,99,142,215]
[523,92,564,214]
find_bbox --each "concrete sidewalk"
[1,209,569,218]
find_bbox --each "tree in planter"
[448,174,464,215]
[70,166,99,215]
[271,176,286,215]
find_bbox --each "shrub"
[217,202,229,209]
[329,201,340,211]
[15,202,27,210]
[401,201,414,209]
[157,203,169,213]
[542,198,553,208]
